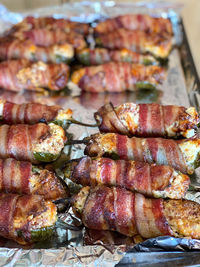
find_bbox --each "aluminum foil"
[0,1,199,266]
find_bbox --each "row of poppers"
[0,100,74,245]
[0,100,200,244]
[0,14,173,93]
[65,101,200,241]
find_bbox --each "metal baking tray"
[0,2,199,266]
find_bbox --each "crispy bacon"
[97,28,172,59]
[94,102,200,138]
[8,16,89,35]
[0,123,53,163]
[0,193,57,244]
[0,59,69,92]
[65,156,190,199]
[84,133,200,174]
[95,14,173,35]
[71,62,166,93]
[73,185,200,239]
[0,38,74,63]
[0,158,68,200]
[77,48,158,65]
[13,29,87,49]
[0,100,60,124]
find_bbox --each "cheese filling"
[54,44,74,60]
[33,123,66,156]
[55,108,73,121]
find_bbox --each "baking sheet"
[0,1,199,266]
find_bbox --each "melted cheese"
[17,61,47,86]
[56,108,73,121]
[115,103,139,133]
[179,139,200,170]
[33,123,65,156]
[100,133,117,153]
[54,44,74,59]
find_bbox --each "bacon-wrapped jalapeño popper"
[94,103,200,138]
[96,29,173,59]
[14,29,87,50]
[0,100,98,128]
[0,123,66,163]
[94,14,173,36]
[8,16,90,36]
[0,38,74,63]
[77,48,158,66]
[80,133,200,174]
[71,62,166,93]
[0,59,69,92]
[0,158,68,201]
[72,186,200,239]
[0,193,57,244]
[64,156,190,199]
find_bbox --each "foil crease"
[0,1,199,266]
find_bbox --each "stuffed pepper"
[77,48,158,66]
[72,186,200,239]
[0,193,57,244]
[94,102,200,138]
[0,157,68,201]
[83,133,200,174]
[0,59,69,92]
[0,123,66,163]
[71,62,166,93]
[96,29,172,59]
[8,16,89,36]
[13,29,87,50]
[64,156,190,199]
[94,14,173,36]
[0,38,74,63]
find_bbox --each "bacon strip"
[0,193,57,244]
[84,133,196,174]
[97,28,172,58]
[0,158,68,200]
[8,16,89,36]
[67,156,190,199]
[1,101,60,124]
[0,38,74,63]
[0,193,19,240]
[0,123,49,163]
[95,14,173,35]
[80,186,173,237]
[77,48,157,65]
[13,29,87,49]
[94,103,200,138]
[71,62,166,93]
[0,59,69,92]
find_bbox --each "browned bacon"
[65,156,190,199]
[0,100,60,124]
[13,29,87,49]
[0,193,57,244]
[97,28,172,59]
[94,102,200,138]
[8,16,90,36]
[73,186,200,239]
[0,59,69,92]
[95,14,173,35]
[71,62,166,93]
[0,123,51,163]
[0,158,68,201]
[84,133,200,174]
[0,38,74,63]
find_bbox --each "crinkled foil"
[0,1,199,266]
